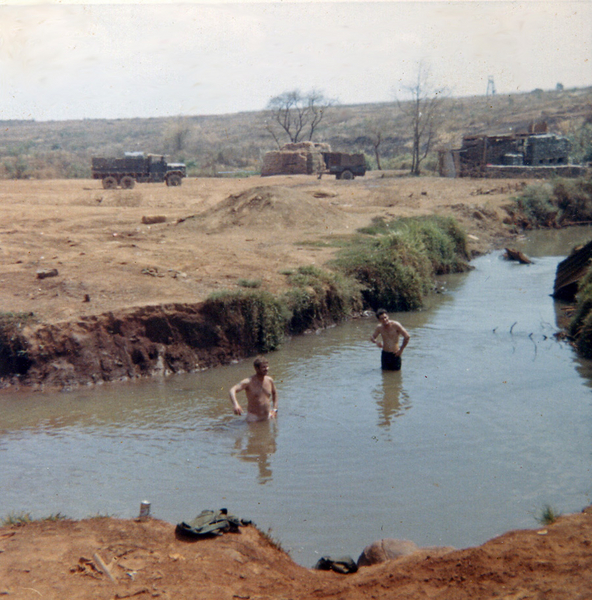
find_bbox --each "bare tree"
[266,89,333,144]
[398,64,446,176]
[365,116,392,170]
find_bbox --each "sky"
[0,0,591,122]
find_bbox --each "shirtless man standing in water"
[370,308,411,371]
[229,356,278,422]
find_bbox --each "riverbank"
[0,173,518,390]
[2,506,592,599]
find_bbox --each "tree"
[364,116,392,171]
[266,89,333,145]
[398,64,446,176]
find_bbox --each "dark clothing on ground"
[381,350,402,371]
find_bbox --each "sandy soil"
[0,173,518,324]
[2,507,592,600]
[6,173,588,599]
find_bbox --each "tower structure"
[486,76,496,96]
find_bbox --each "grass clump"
[1,511,33,526]
[511,176,592,228]
[203,289,288,354]
[333,215,470,311]
[536,504,561,526]
[567,269,592,358]
[282,265,363,333]
[1,512,69,526]
[237,278,262,289]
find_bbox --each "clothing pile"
[176,508,252,539]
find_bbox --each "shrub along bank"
[0,216,471,389]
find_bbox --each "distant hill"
[0,86,590,179]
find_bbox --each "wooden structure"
[553,240,592,301]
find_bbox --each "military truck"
[321,152,367,179]
[91,152,186,189]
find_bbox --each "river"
[2,228,592,567]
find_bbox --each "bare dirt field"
[0,173,519,324]
[6,173,592,599]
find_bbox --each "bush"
[333,215,470,310]
[512,177,592,228]
[203,290,287,353]
[283,265,363,333]
[513,183,558,226]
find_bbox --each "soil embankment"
[0,174,517,390]
[2,507,592,599]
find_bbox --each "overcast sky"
[0,0,591,122]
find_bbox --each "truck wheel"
[121,176,135,189]
[102,176,117,189]
[166,174,182,187]
[340,170,354,180]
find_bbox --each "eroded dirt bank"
[0,175,518,390]
[2,507,592,600]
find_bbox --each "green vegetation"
[332,215,470,310]
[1,512,68,526]
[202,216,469,348]
[237,278,262,289]
[511,177,592,228]
[568,270,592,358]
[282,265,363,334]
[203,290,288,354]
[536,504,561,526]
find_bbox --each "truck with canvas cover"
[321,152,367,179]
[91,152,186,189]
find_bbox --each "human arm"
[370,325,383,348]
[394,323,410,356]
[229,379,249,415]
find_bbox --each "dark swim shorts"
[381,350,402,371]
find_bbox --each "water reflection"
[232,419,278,484]
[373,370,411,428]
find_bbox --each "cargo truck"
[91,152,186,189]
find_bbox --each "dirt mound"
[185,185,346,232]
[2,508,592,599]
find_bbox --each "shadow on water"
[232,420,278,485]
[372,370,411,429]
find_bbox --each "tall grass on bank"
[202,290,287,354]
[333,215,471,311]
[200,217,469,352]
[282,265,363,334]
[511,176,592,228]
[568,269,592,358]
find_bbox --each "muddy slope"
[1,302,282,391]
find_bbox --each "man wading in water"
[229,356,278,422]
[370,308,410,371]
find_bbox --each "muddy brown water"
[2,228,592,567]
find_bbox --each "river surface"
[2,228,592,566]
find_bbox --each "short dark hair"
[376,308,388,319]
[254,356,268,369]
